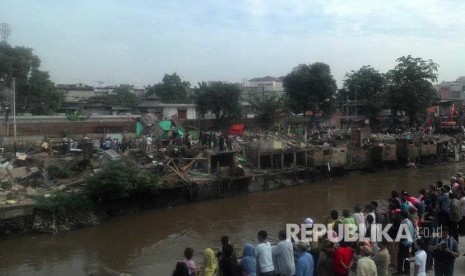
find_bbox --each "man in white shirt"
[146,135,153,153]
[414,239,427,276]
[256,230,274,276]
[272,230,295,276]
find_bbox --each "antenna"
[0,23,11,44]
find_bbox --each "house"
[137,95,197,120]
[57,83,96,103]
[436,76,465,100]
[241,76,285,100]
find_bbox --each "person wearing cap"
[295,240,314,276]
[356,245,377,276]
[272,230,295,276]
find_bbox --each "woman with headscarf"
[240,243,256,276]
[203,248,219,276]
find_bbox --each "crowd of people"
[170,172,465,276]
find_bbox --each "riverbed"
[0,163,463,275]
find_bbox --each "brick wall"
[0,120,136,137]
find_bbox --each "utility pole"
[13,77,16,154]
[355,85,358,118]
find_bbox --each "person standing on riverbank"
[240,243,256,276]
[459,191,465,235]
[333,242,355,276]
[202,248,219,276]
[219,244,240,276]
[183,248,197,276]
[438,186,451,228]
[353,204,365,228]
[414,239,427,276]
[173,262,190,276]
[295,241,314,276]
[255,230,274,276]
[356,245,377,276]
[272,230,295,276]
[449,192,462,244]
[373,240,390,276]
[396,211,414,275]
[428,226,459,276]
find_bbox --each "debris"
[103,149,121,161]
[8,167,29,180]
[26,187,38,196]
[41,141,49,150]
[16,152,28,161]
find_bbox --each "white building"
[137,95,197,120]
[242,76,285,100]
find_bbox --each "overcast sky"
[2,0,465,87]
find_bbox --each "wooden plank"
[166,164,189,183]
[181,153,203,171]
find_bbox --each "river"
[0,163,463,275]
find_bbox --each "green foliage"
[194,81,242,119]
[283,63,337,115]
[109,86,137,107]
[86,161,159,203]
[147,73,191,103]
[36,192,93,216]
[65,110,87,121]
[0,43,63,114]
[342,65,386,120]
[249,93,288,126]
[48,165,72,180]
[386,55,440,124]
[130,171,161,200]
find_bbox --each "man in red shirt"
[333,242,355,276]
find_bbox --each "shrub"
[36,192,92,216]
[130,171,160,200]
[86,161,160,203]
[48,165,71,180]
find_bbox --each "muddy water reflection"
[0,164,463,275]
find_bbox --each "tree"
[194,82,242,119]
[342,65,386,122]
[0,43,63,114]
[28,70,64,114]
[386,55,440,125]
[109,86,137,108]
[283,62,337,115]
[147,73,191,103]
[249,93,288,126]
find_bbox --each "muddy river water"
[1,163,463,275]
